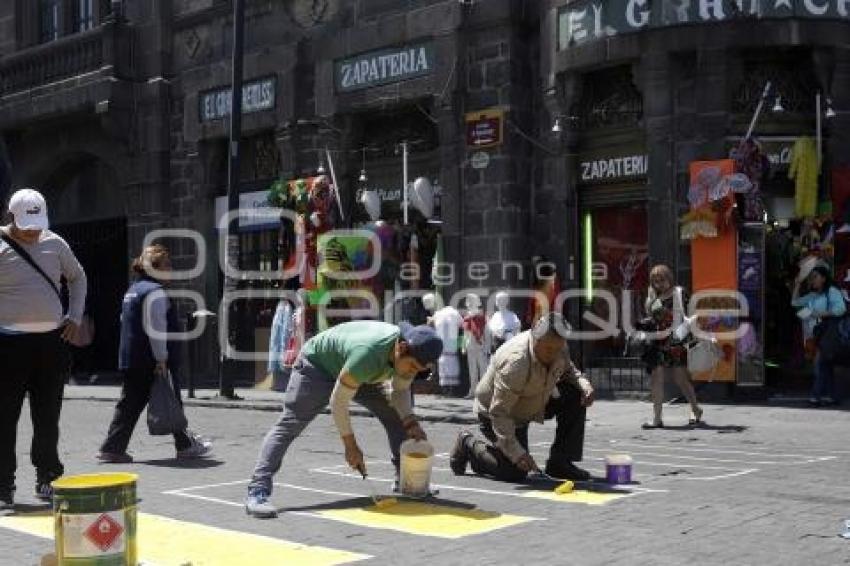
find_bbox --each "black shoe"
[34,482,54,502]
[449,431,473,476]
[545,461,591,481]
[0,488,13,512]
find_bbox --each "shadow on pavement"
[8,504,51,514]
[652,424,749,433]
[133,458,225,469]
[513,479,637,494]
[281,496,478,514]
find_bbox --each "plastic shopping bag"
[147,371,189,435]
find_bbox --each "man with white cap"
[0,188,87,510]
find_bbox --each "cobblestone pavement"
[1,393,849,565]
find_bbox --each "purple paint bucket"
[605,455,633,485]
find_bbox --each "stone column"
[827,48,850,169]
[640,51,678,273]
[436,104,463,297]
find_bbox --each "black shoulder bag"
[0,231,63,304]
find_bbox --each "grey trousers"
[248,356,406,494]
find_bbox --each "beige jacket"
[474,330,585,462]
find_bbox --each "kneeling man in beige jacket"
[449,313,594,482]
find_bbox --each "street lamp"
[551,115,579,134]
[219,0,245,400]
[551,118,563,133]
[826,98,837,119]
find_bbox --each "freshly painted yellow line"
[0,512,369,566]
[521,489,628,506]
[314,501,537,539]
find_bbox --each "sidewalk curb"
[63,394,480,426]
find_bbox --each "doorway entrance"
[56,218,128,380]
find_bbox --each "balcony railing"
[0,21,133,97]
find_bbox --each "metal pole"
[816,92,823,168]
[402,141,409,225]
[744,81,771,141]
[219,0,245,400]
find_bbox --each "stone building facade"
[0,0,542,383]
[2,0,849,387]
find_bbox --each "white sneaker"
[245,490,278,519]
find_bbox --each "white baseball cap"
[8,188,49,231]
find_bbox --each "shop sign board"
[466,108,504,149]
[215,190,279,232]
[559,0,850,50]
[470,151,491,170]
[200,77,276,122]
[335,42,435,93]
[580,154,649,183]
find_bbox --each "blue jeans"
[248,356,405,494]
[812,353,840,401]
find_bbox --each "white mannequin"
[360,190,382,223]
[487,291,521,355]
[411,177,435,219]
[422,293,438,316]
[427,294,463,395]
[463,294,488,399]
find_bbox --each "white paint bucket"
[399,439,434,497]
[605,454,633,485]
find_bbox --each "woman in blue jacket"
[97,245,211,462]
[792,265,847,406]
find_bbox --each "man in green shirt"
[246,320,442,518]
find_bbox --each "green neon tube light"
[584,212,593,303]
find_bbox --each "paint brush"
[357,465,397,509]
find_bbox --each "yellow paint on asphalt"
[315,501,537,539]
[521,489,628,505]
[0,512,369,566]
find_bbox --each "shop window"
[575,66,643,131]
[239,133,281,182]
[239,229,280,273]
[72,0,95,32]
[733,52,818,115]
[580,203,649,364]
[39,0,61,43]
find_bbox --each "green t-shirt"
[302,320,400,384]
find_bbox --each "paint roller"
[530,467,575,494]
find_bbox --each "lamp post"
[219,0,245,400]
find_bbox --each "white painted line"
[275,483,364,499]
[584,447,832,466]
[586,457,742,471]
[310,467,668,496]
[163,479,250,494]
[593,441,843,460]
[681,469,759,481]
[168,490,245,508]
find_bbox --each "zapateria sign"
[580,154,649,183]
[335,43,435,93]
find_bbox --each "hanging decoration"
[267,174,342,291]
[789,136,820,218]
[730,138,768,221]
[680,159,740,240]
